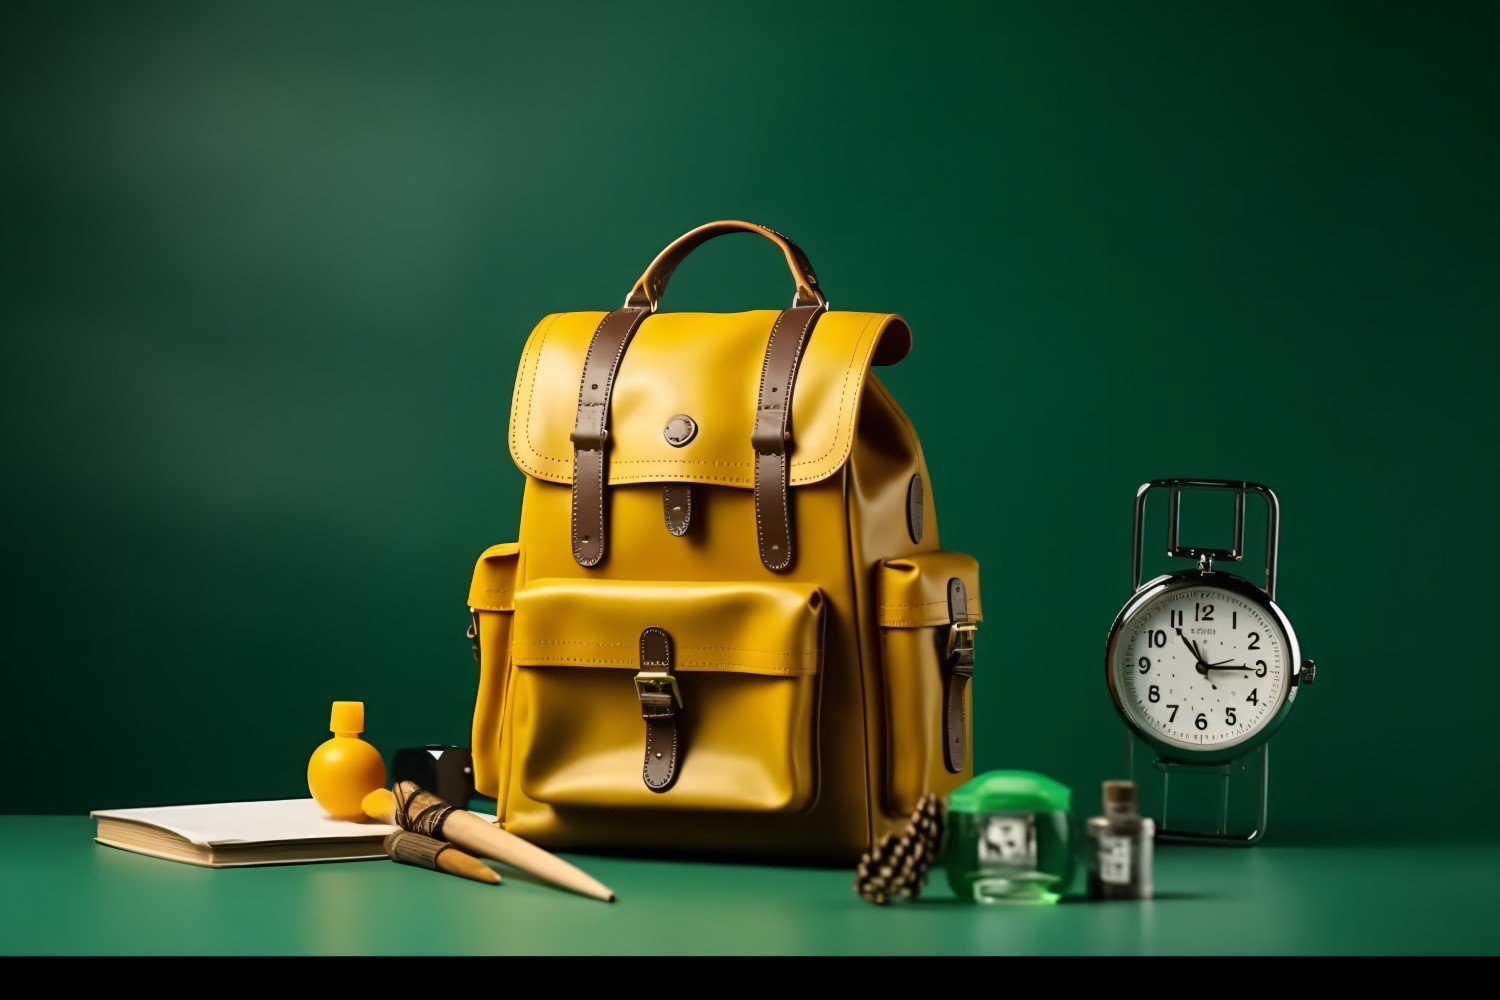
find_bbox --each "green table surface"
[2,817,1494,955]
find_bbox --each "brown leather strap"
[752,304,825,572]
[570,307,651,567]
[943,578,976,773]
[663,484,693,536]
[636,627,682,792]
[626,220,826,312]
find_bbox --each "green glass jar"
[944,770,1074,904]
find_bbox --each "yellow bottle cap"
[329,700,365,735]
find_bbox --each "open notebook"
[92,799,396,868]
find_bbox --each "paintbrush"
[363,782,616,902]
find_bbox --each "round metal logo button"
[663,414,698,447]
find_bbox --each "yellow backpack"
[468,221,982,860]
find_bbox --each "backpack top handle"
[624,220,828,312]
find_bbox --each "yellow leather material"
[878,551,985,628]
[469,228,983,859]
[467,543,519,798]
[513,579,823,676]
[508,310,912,488]
[468,542,520,611]
[509,578,824,813]
[876,550,983,815]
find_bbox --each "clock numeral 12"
[1195,603,1214,622]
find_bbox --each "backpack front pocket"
[878,550,983,815]
[510,579,825,814]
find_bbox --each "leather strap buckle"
[569,414,608,451]
[634,671,683,714]
[942,577,976,774]
[946,621,978,676]
[750,422,789,456]
[637,626,682,792]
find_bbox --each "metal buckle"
[634,671,683,711]
[946,620,978,674]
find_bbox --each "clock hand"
[1175,628,1205,665]
[1174,628,1221,684]
[1175,628,1219,689]
[1205,664,1254,672]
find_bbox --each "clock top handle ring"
[1131,478,1280,600]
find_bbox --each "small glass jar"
[943,771,1073,904]
[1085,780,1154,900]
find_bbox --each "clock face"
[1110,582,1290,754]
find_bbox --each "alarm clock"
[1104,480,1317,842]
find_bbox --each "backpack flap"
[508,308,911,570]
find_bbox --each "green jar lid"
[947,770,1072,814]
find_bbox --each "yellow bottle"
[307,701,387,819]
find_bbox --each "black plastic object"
[391,745,476,807]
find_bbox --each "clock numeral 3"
[1254,660,1267,677]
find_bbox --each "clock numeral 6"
[1226,707,1237,726]
[1148,685,1160,703]
[1255,660,1267,677]
[1138,656,1150,674]
[1195,713,1208,731]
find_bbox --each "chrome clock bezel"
[1104,569,1305,764]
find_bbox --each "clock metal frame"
[1106,478,1316,846]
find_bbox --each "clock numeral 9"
[1255,660,1267,677]
[1145,629,1167,648]
[1195,713,1208,731]
[1148,685,1160,703]
[1226,707,1237,726]
[1138,656,1150,674]
[1247,631,1261,650]
[1195,603,1214,622]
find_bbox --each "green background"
[3,0,1496,845]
